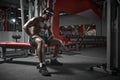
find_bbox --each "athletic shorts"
[29,36,53,47]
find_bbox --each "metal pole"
[47,0,49,7]
[20,0,25,42]
[34,0,38,17]
[115,5,119,69]
[28,0,32,19]
[107,0,111,72]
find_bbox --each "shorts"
[29,37,37,47]
[29,36,53,47]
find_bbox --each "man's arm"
[47,18,54,36]
[48,26,53,36]
[23,17,35,37]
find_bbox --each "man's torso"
[30,17,50,38]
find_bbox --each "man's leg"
[35,38,50,76]
[49,39,63,65]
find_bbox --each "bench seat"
[0,42,54,61]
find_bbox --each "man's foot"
[50,59,63,66]
[37,64,51,76]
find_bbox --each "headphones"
[43,8,54,15]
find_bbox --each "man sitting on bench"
[23,8,63,76]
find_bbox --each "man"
[23,8,63,76]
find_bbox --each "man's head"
[43,8,54,15]
[42,8,54,20]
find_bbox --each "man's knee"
[56,40,62,45]
[35,38,45,45]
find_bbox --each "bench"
[65,35,83,50]
[0,42,53,61]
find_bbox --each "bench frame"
[0,42,53,61]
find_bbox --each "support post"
[20,0,25,42]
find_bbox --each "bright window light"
[11,18,16,23]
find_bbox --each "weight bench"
[0,42,54,61]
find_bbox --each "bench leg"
[1,47,7,61]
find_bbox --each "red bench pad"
[0,42,35,48]
[0,42,55,48]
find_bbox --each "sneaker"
[50,59,63,66]
[37,64,51,76]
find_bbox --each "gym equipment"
[65,34,83,50]
[0,42,54,61]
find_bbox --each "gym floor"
[0,47,120,80]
